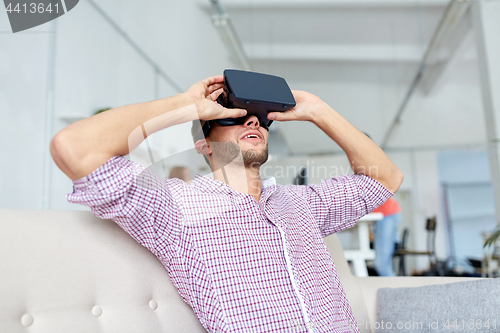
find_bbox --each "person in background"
[373,196,402,276]
[168,166,192,184]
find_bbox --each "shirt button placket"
[278,227,313,333]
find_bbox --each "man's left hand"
[267,90,325,123]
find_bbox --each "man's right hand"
[184,75,246,121]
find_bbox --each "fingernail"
[268,113,275,120]
[240,110,247,116]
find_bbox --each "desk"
[340,212,383,277]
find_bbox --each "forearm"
[51,93,197,180]
[311,102,403,193]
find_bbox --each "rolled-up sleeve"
[291,174,393,237]
[67,156,182,258]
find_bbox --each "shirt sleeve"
[290,174,393,237]
[67,156,182,259]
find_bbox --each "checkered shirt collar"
[190,173,276,195]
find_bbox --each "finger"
[209,87,224,101]
[215,105,247,120]
[207,83,224,95]
[199,101,247,121]
[222,107,247,119]
[201,75,224,87]
[268,111,296,122]
[291,90,307,101]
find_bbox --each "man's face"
[206,115,269,168]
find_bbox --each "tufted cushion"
[0,209,207,333]
[376,278,500,332]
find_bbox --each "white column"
[472,0,500,226]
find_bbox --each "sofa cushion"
[0,209,207,333]
[376,278,500,332]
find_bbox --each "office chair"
[393,216,442,276]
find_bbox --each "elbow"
[50,131,64,165]
[388,167,404,194]
[50,130,78,179]
[50,130,70,165]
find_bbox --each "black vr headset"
[201,69,296,139]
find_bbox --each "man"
[51,75,403,333]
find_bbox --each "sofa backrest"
[0,209,207,333]
[324,233,371,333]
[0,209,369,332]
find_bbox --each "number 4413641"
[6,2,60,14]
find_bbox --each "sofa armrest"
[357,276,483,333]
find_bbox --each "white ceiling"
[202,0,485,156]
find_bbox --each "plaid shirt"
[68,156,392,333]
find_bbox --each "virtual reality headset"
[201,69,296,138]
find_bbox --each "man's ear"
[195,139,211,155]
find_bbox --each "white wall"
[0,0,234,210]
[0,12,50,209]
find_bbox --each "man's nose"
[244,115,260,128]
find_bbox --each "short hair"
[190,120,212,168]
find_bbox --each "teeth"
[245,134,258,139]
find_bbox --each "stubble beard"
[241,146,268,168]
[209,133,269,169]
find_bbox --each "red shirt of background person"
[373,197,401,216]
